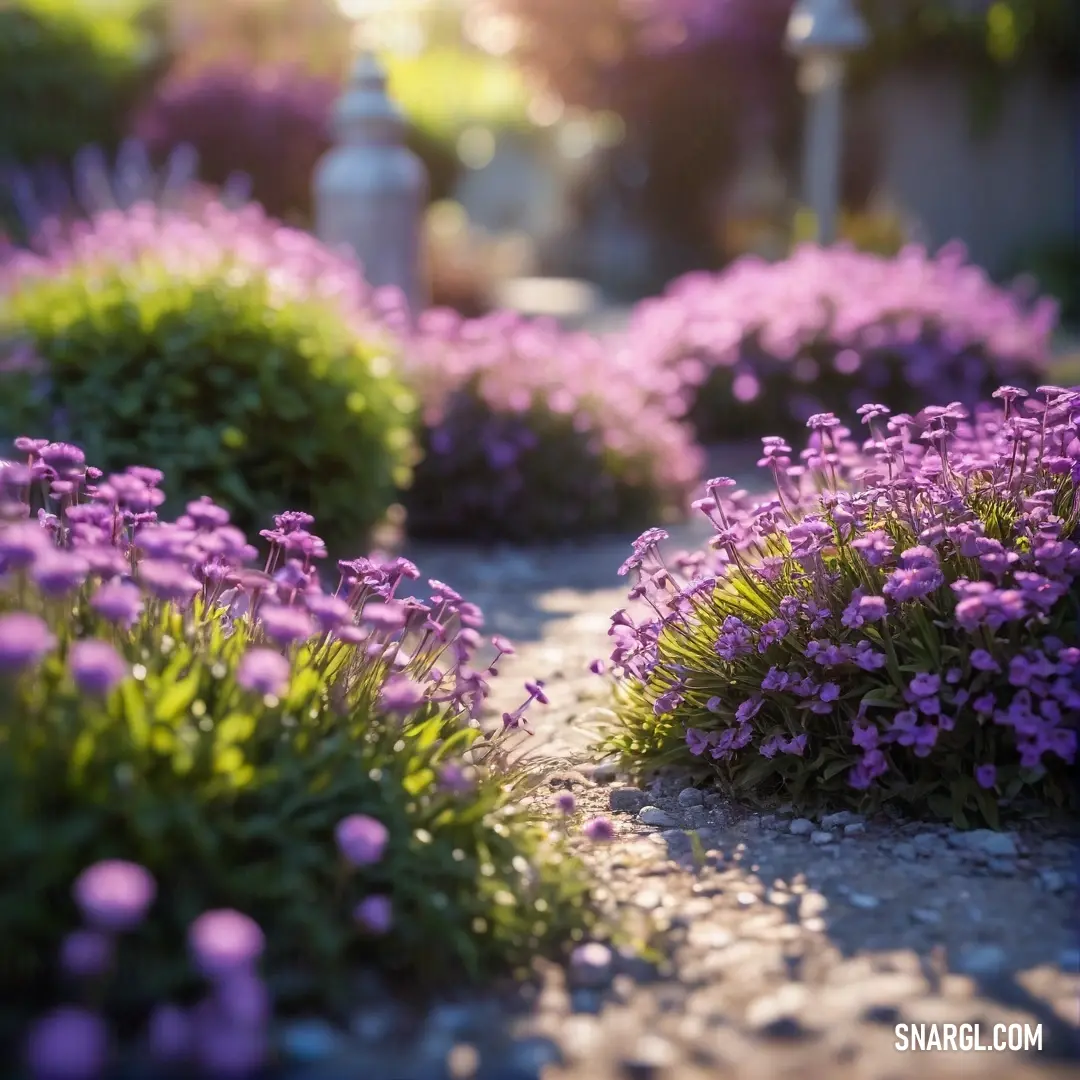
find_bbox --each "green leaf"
[152,667,202,723]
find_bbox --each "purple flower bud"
[335,815,389,867]
[354,895,393,934]
[59,930,114,980]
[0,612,56,672]
[146,1005,190,1064]
[554,791,576,814]
[68,641,127,695]
[583,816,615,842]
[975,764,997,790]
[90,581,143,626]
[236,648,290,697]
[24,1007,110,1080]
[73,860,156,932]
[188,910,265,981]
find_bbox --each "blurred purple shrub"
[622,242,1058,441]
[133,65,338,224]
[400,307,704,542]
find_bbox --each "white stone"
[789,817,815,835]
[946,829,1018,858]
[821,810,862,829]
[637,805,678,828]
[844,822,866,836]
[810,830,835,845]
[678,787,705,807]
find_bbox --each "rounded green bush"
[0,202,416,553]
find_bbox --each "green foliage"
[0,597,594,1044]
[0,0,165,168]
[0,260,417,553]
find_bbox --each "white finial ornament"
[313,50,428,313]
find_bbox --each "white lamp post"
[785,0,869,245]
[313,49,429,313]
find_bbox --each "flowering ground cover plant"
[400,307,703,542]
[0,200,416,554]
[622,243,1058,442]
[0,440,594,1077]
[601,385,1080,827]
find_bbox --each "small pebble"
[892,842,918,862]
[570,942,614,988]
[843,822,866,836]
[638,806,678,828]
[987,857,1017,877]
[610,788,648,814]
[634,890,662,910]
[946,829,1018,858]
[848,893,880,910]
[280,1020,341,1063]
[677,787,705,808]
[736,891,757,907]
[821,811,862,829]
[1058,948,1080,973]
[956,944,1008,977]
[911,908,943,926]
[810,831,834,846]
[447,1043,481,1080]
[788,818,815,836]
[1038,869,1065,893]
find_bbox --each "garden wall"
[854,68,1078,275]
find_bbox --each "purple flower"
[335,815,389,867]
[90,581,143,626]
[59,930,114,980]
[24,1007,110,1080]
[908,673,940,699]
[0,612,57,672]
[258,604,316,646]
[378,675,426,715]
[975,764,997,789]
[685,728,714,756]
[68,641,127,695]
[236,648,291,697]
[146,1005,191,1064]
[73,861,156,932]
[188,910,265,980]
[554,791,576,814]
[354,895,393,935]
[969,649,999,673]
[138,559,201,604]
[583,816,615,842]
[30,551,89,596]
[588,658,605,675]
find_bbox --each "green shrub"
[601,388,1080,827]
[0,0,164,168]
[0,445,594,1067]
[0,202,416,554]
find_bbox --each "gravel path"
[268,445,1079,1080]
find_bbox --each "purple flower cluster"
[0,198,395,341]
[400,307,703,540]
[26,858,273,1079]
[605,384,1080,823]
[132,66,338,223]
[0,437,562,1074]
[621,242,1058,440]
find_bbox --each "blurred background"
[1,0,1077,329]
